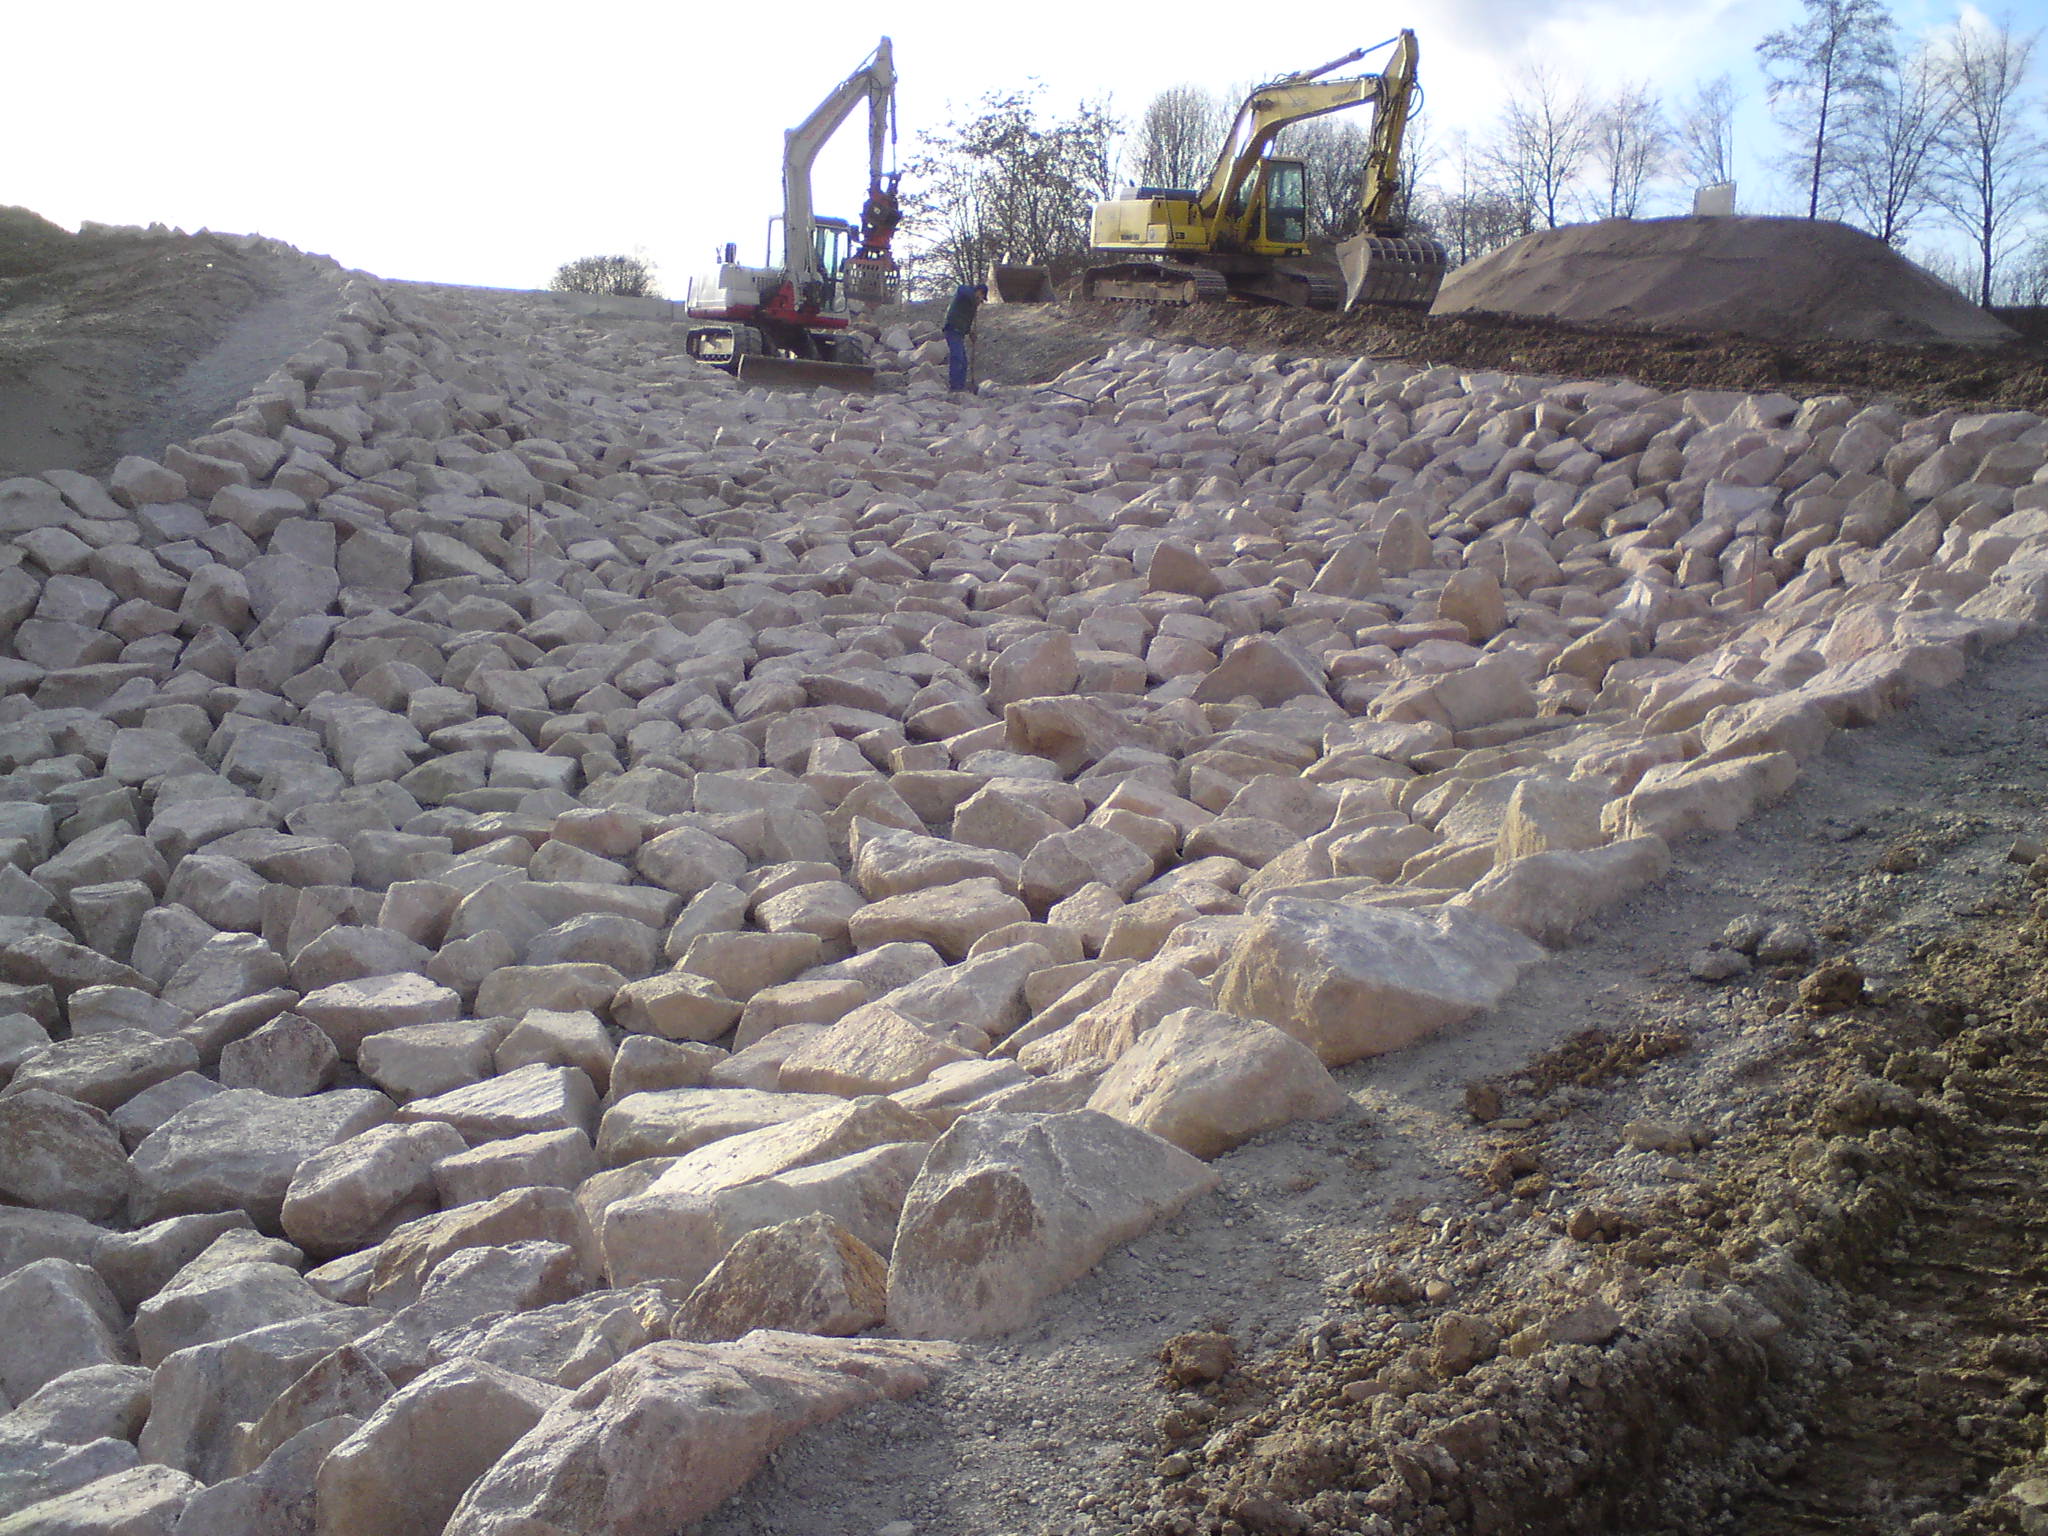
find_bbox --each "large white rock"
[0,1462,200,1536]
[133,1262,343,1370]
[886,1109,1218,1338]
[0,1090,132,1220]
[1453,836,1673,946]
[281,1121,470,1259]
[129,1089,397,1233]
[295,973,461,1062]
[670,1213,887,1343]
[139,1312,374,1484]
[595,1087,842,1166]
[1609,751,1801,844]
[0,1260,130,1401]
[441,1334,949,1536]
[394,1064,597,1144]
[365,1186,596,1310]
[1085,1006,1347,1157]
[313,1358,565,1536]
[1213,898,1546,1065]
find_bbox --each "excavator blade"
[1337,232,1451,309]
[734,354,879,391]
[986,264,1056,303]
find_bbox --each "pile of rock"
[0,270,2044,1534]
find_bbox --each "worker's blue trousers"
[944,327,968,391]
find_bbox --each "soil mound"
[1431,215,2018,348]
[0,207,347,475]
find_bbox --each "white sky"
[10,0,2020,295]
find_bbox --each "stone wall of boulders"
[1,271,2047,1534]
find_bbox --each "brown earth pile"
[1432,215,2019,348]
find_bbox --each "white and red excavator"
[684,38,901,388]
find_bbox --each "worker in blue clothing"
[942,282,987,392]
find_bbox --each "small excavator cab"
[1259,160,1309,249]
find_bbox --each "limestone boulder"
[850,827,1020,900]
[886,1110,1218,1338]
[609,972,739,1043]
[432,1128,598,1207]
[1191,636,1328,706]
[1086,1006,1348,1158]
[133,1262,343,1370]
[670,1213,887,1343]
[394,1064,598,1145]
[2,1031,199,1113]
[281,1121,470,1259]
[1454,836,1672,946]
[295,973,461,1062]
[138,1311,375,1484]
[776,1007,971,1097]
[419,1287,670,1391]
[1611,751,1801,844]
[440,1335,949,1536]
[0,1089,132,1220]
[846,878,1029,961]
[0,1463,200,1536]
[227,1344,393,1478]
[366,1185,596,1310]
[0,1260,130,1401]
[314,1359,565,1536]
[129,1089,397,1232]
[216,1013,339,1098]
[90,1213,253,1312]
[596,1086,842,1167]
[1213,898,1545,1065]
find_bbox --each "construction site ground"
[902,296,2048,419]
[7,211,2048,1535]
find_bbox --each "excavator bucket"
[1337,232,1451,310]
[734,354,878,391]
[987,264,1056,303]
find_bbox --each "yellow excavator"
[1080,30,1447,311]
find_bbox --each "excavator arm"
[1195,48,1382,225]
[781,38,896,287]
[1354,29,1420,232]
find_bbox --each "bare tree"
[1279,117,1377,240]
[1931,16,2043,307]
[1419,130,1534,264]
[549,254,658,297]
[1484,65,1597,229]
[1591,83,1671,218]
[1128,85,1226,191]
[1757,0,1896,219]
[2004,231,2048,305]
[1842,45,1952,245]
[903,88,1123,293]
[1905,242,1975,296]
[1676,73,1740,191]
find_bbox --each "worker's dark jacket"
[943,285,981,334]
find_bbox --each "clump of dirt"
[0,206,348,475]
[1433,215,2019,348]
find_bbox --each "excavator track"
[1078,260,1232,306]
[1227,261,1345,310]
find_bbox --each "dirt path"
[694,627,2048,1536]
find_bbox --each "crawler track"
[1730,918,2048,1536]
